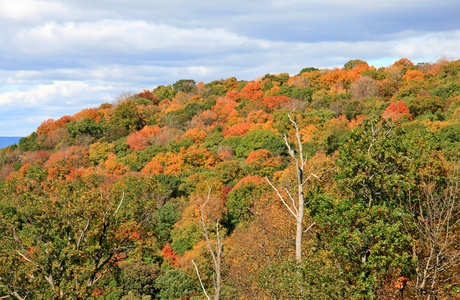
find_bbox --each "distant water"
[0,137,22,149]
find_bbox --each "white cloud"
[0,0,69,22]
[1,0,460,136]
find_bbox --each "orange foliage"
[299,123,318,143]
[37,115,73,136]
[347,63,376,81]
[239,82,265,102]
[212,98,239,122]
[182,128,207,144]
[319,68,349,86]
[179,145,216,169]
[72,108,101,122]
[44,146,89,180]
[393,58,414,68]
[225,191,294,297]
[142,146,215,175]
[232,175,266,191]
[126,125,163,150]
[403,69,424,82]
[245,149,282,174]
[195,81,205,95]
[99,153,129,174]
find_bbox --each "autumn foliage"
[2,58,460,299]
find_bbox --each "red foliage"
[138,90,160,104]
[263,95,292,109]
[126,125,163,150]
[382,101,410,120]
[223,121,251,138]
[162,243,178,267]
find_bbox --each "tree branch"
[265,177,297,218]
[192,260,211,300]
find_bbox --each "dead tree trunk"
[265,110,319,264]
[192,184,223,300]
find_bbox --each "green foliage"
[162,101,214,130]
[436,120,460,159]
[258,255,347,299]
[112,100,145,132]
[201,131,224,152]
[407,95,444,116]
[299,67,319,74]
[233,129,286,158]
[120,261,164,298]
[226,178,270,226]
[152,174,184,200]
[172,79,196,93]
[154,202,180,244]
[167,139,193,153]
[275,85,313,102]
[344,59,367,70]
[311,119,427,297]
[0,173,157,299]
[66,118,105,139]
[304,108,337,122]
[360,69,386,80]
[432,83,460,99]
[152,85,176,101]
[215,161,245,185]
[154,269,197,300]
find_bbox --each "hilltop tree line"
[1,58,460,299]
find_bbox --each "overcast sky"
[1,0,460,136]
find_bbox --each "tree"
[407,171,460,298]
[192,184,223,300]
[173,79,196,93]
[344,59,368,70]
[311,118,437,298]
[265,110,321,264]
[350,76,377,101]
[0,171,157,299]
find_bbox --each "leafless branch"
[192,260,211,300]
[265,177,297,218]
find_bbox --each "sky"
[1,0,460,137]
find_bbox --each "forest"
[1,58,460,299]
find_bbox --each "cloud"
[0,0,69,22]
[1,0,460,136]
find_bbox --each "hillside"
[1,58,460,299]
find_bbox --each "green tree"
[172,79,196,93]
[0,172,157,299]
[152,85,176,101]
[154,269,197,300]
[312,119,418,298]
[344,59,367,70]
[112,100,145,132]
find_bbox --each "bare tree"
[408,175,460,299]
[192,184,223,300]
[265,110,321,264]
[112,91,135,107]
[350,76,377,102]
